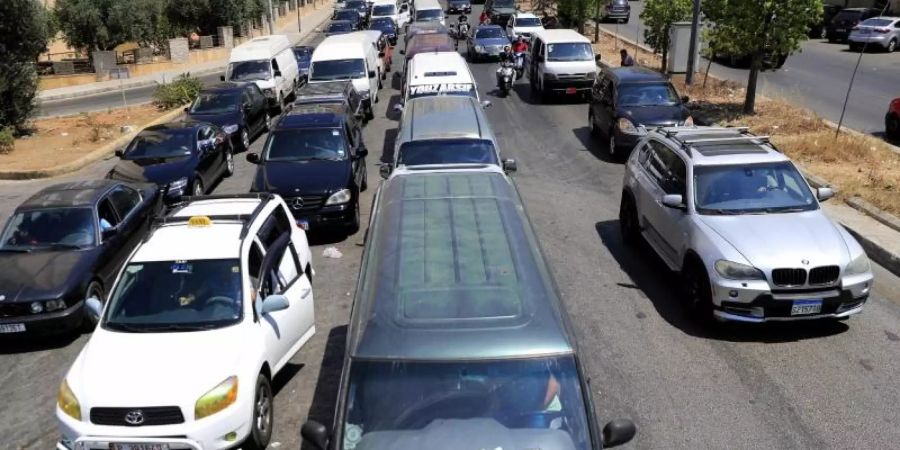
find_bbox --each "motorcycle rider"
[496,44,515,93]
[511,36,528,77]
[480,10,491,25]
[457,14,470,38]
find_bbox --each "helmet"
[518,36,526,42]
[504,45,511,51]
[459,14,467,21]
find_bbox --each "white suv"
[57,194,316,450]
[619,126,873,323]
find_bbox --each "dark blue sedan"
[369,17,398,46]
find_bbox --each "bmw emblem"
[801,259,809,265]
[124,410,145,425]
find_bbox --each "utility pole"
[267,0,276,35]
[593,0,601,43]
[685,0,701,84]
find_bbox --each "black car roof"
[143,121,205,132]
[277,109,344,129]
[608,66,669,84]
[349,172,576,361]
[201,82,246,93]
[20,180,122,209]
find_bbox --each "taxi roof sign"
[188,216,213,227]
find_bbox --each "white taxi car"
[56,193,316,450]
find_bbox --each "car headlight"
[195,376,238,420]
[222,124,239,135]
[475,45,484,51]
[715,260,765,280]
[58,379,81,420]
[45,299,66,312]
[167,177,189,196]
[683,116,694,126]
[359,90,371,100]
[325,188,352,206]
[617,117,645,134]
[845,253,871,276]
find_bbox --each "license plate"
[791,299,823,316]
[109,444,169,450]
[565,87,577,94]
[0,323,25,333]
[297,220,309,230]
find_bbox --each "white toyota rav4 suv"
[56,194,316,450]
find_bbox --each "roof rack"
[657,126,776,157]
[146,193,274,241]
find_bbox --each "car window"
[644,141,685,196]
[241,90,252,108]
[694,161,817,214]
[272,57,280,73]
[249,241,264,286]
[257,207,292,250]
[344,123,355,148]
[0,207,97,249]
[277,244,301,287]
[97,199,120,229]
[107,185,142,220]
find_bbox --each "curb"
[0,107,184,181]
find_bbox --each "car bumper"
[290,204,357,229]
[472,46,505,57]
[0,300,84,336]
[603,11,630,19]
[612,128,644,154]
[848,34,893,46]
[447,5,471,12]
[57,400,250,450]
[826,29,851,40]
[544,78,593,94]
[709,273,873,323]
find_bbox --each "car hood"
[699,210,849,269]
[71,326,247,407]
[618,105,688,127]
[491,7,516,14]
[0,249,97,302]
[475,37,510,46]
[255,159,351,196]
[185,111,242,128]
[107,156,196,186]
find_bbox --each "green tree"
[640,0,692,72]
[0,0,53,134]
[557,0,596,33]
[703,0,822,114]
[166,0,212,35]
[55,0,125,51]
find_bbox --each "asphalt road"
[598,1,900,136]
[4,5,900,449]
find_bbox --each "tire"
[364,100,375,121]
[239,128,250,152]
[849,42,861,52]
[347,203,361,235]
[887,39,897,53]
[82,281,104,331]
[589,110,600,137]
[608,130,618,157]
[224,149,235,177]
[360,163,368,191]
[618,194,640,246]
[682,260,715,323]
[243,374,274,450]
[886,114,900,139]
[191,177,204,197]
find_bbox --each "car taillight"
[851,26,860,31]
[875,28,890,34]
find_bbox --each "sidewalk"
[38,5,335,102]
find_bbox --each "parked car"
[369,16,399,46]
[56,194,316,450]
[325,20,355,36]
[247,104,369,233]
[467,24,510,61]
[505,12,544,40]
[809,4,843,39]
[223,35,300,112]
[404,21,449,47]
[332,9,362,29]
[184,82,270,152]
[887,97,900,139]
[827,7,880,42]
[0,180,160,336]
[106,122,235,202]
[345,0,370,22]
[589,67,692,158]
[292,45,314,81]
[619,126,873,324]
[447,0,472,14]
[293,80,366,125]
[525,29,597,100]
[485,0,517,27]
[848,16,900,52]
[600,0,630,23]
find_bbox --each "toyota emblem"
[124,409,145,425]
[290,197,305,209]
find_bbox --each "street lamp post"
[685,0,701,84]
[298,2,302,33]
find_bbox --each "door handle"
[300,287,312,299]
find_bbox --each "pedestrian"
[620,49,635,67]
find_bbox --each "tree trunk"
[743,52,761,115]
[661,41,668,73]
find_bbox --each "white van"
[224,35,300,110]
[412,0,445,26]
[308,32,382,120]
[524,29,597,102]
[370,0,410,28]
[404,51,479,104]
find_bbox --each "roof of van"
[229,35,291,62]
[531,28,592,44]
[400,96,487,141]
[348,172,576,361]
[311,34,370,61]
[414,0,442,9]
[408,52,472,86]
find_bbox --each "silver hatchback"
[619,126,874,323]
[848,16,900,52]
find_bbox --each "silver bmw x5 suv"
[619,126,874,323]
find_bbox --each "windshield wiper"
[105,322,153,333]
[153,323,216,332]
[47,243,86,250]
[700,208,740,215]
[764,206,809,213]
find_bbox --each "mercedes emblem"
[290,197,305,209]
[124,409,145,426]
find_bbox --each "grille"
[772,268,806,287]
[0,303,33,318]
[91,406,184,426]
[557,73,586,80]
[809,266,840,285]
[286,195,325,213]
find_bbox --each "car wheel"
[887,39,897,53]
[347,203,361,235]
[683,260,715,323]
[820,27,827,39]
[240,128,250,151]
[608,130,617,157]
[365,101,375,121]
[887,114,900,139]
[191,178,204,197]
[849,42,861,52]
[243,374,274,450]
[618,195,640,246]
[361,164,369,191]
[589,110,600,136]
[224,150,235,177]
[82,281,104,331]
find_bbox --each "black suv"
[247,104,368,233]
[827,8,880,42]
[588,66,691,158]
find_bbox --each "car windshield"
[860,18,893,26]
[547,43,593,61]
[371,18,396,30]
[328,22,353,33]
[0,208,96,251]
[373,4,395,15]
[103,259,242,332]
[124,129,194,159]
[617,83,680,107]
[342,356,591,450]
[493,0,515,8]
[516,17,542,26]
[334,10,358,20]
[476,27,505,38]
[310,58,367,81]
[265,128,347,161]
[398,139,499,166]
[416,9,442,20]
[694,162,818,215]
[227,60,271,82]
[347,0,366,7]
[189,92,239,115]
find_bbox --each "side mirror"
[602,419,637,448]
[661,194,685,210]
[246,153,261,164]
[816,187,834,202]
[101,226,118,240]
[379,163,393,179]
[220,75,226,81]
[358,148,369,157]
[502,158,517,172]
[85,296,103,324]
[114,149,124,158]
[681,95,690,103]
[481,100,492,108]
[260,294,290,315]
[368,70,376,78]
[300,421,330,450]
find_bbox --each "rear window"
[834,10,863,20]
[415,9,442,20]
[515,17,542,27]
[860,18,894,27]
[372,4,396,15]
[475,27,505,38]
[397,138,499,166]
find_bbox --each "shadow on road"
[594,219,849,343]
[301,325,348,450]
[273,362,305,396]
[381,128,399,164]
[572,126,620,164]
[385,94,402,121]
[308,230,350,246]
[0,332,80,355]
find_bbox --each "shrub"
[152,74,203,109]
[0,126,15,155]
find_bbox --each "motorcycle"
[496,61,515,97]
[513,51,525,79]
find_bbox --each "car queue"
[0,2,883,449]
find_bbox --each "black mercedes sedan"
[184,82,271,152]
[0,180,161,336]
[106,121,234,203]
[369,17,399,46]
